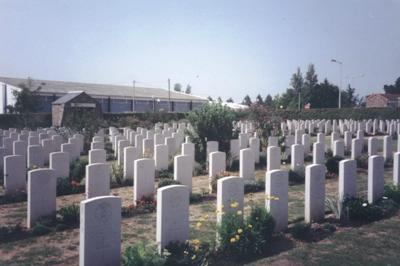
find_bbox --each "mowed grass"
[1,134,399,265]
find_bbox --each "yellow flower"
[248,224,253,228]
[237,210,242,215]
[196,222,202,228]
[192,239,200,245]
[230,237,236,243]
[204,214,209,219]
[230,201,239,209]
[237,228,243,234]
[191,255,197,260]
[235,234,240,240]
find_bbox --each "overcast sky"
[1,0,399,101]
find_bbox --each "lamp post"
[331,59,343,108]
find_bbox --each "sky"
[0,0,399,102]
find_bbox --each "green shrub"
[189,193,203,204]
[356,154,369,169]
[304,155,313,162]
[186,103,236,164]
[164,241,210,266]
[0,223,22,242]
[342,197,383,222]
[70,158,88,182]
[325,149,333,158]
[158,179,181,188]
[122,242,166,266]
[244,180,265,194]
[157,169,174,179]
[31,223,52,236]
[325,155,343,175]
[288,170,304,184]
[384,185,400,204]
[57,204,80,227]
[290,222,311,240]
[111,163,124,185]
[56,177,84,196]
[217,205,275,258]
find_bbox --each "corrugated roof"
[0,76,207,102]
[52,91,84,104]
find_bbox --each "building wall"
[366,95,388,108]
[0,83,20,114]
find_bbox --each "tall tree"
[264,94,273,107]
[304,63,318,90]
[256,94,264,105]
[383,77,400,94]
[174,83,182,92]
[290,67,304,110]
[242,95,252,106]
[217,97,223,103]
[207,96,214,101]
[226,97,234,103]
[185,84,192,94]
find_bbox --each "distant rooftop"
[0,76,207,102]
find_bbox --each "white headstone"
[368,155,384,203]
[266,170,288,231]
[85,163,110,199]
[50,152,70,178]
[134,158,155,204]
[305,164,326,223]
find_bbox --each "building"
[52,91,102,127]
[0,76,207,114]
[365,93,400,108]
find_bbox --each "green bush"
[325,155,343,175]
[158,179,181,188]
[342,197,383,222]
[57,204,80,227]
[56,177,84,196]
[189,193,203,204]
[111,163,124,185]
[217,205,275,258]
[384,185,400,204]
[186,103,236,164]
[70,158,88,182]
[122,242,166,266]
[290,222,311,240]
[31,223,52,236]
[164,241,210,266]
[288,170,304,184]
[356,154,369,169]
[0,223,22,242]
[157,169,174,179]
[244,180,265,194]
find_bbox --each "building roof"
[52,91,85,104]
[366,93,400,101]
[0,76,207,102]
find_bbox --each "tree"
[242,95,252,106]
[207,96,214,101]
[303,63,318,102]
[217,97,223,103]
[290,67,304,110]
[174,83,182,92]
[341,85,361,107]
[307,79,339,108]
[264,94,274,107]
[226,97,234,103]
[256,94,264,105]
[383,77,400,94]
[185,84,192,94]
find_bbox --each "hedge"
[0,113,52,129]
[239,107,400,121]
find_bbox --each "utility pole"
[132,80,135,112]
[168,78,171,112]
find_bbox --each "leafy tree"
[7,78,42,127]
[186,103,236,163]
[226,97,234,103]
[307,79,339,108]
[341,85,361,107]
[217,97,223,103]
[185,84,192,94]
[303,63,318,102]
[242,95,252,106]
[207,96,214,101]
[173,83,182,92]
[256,94,264,105]
[290,67,304,110]
[383,77,400,94]
[264,94,274,107]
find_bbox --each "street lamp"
[331,59,343,108]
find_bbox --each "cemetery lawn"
[249,212,400,266]
[0,141,398,266]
